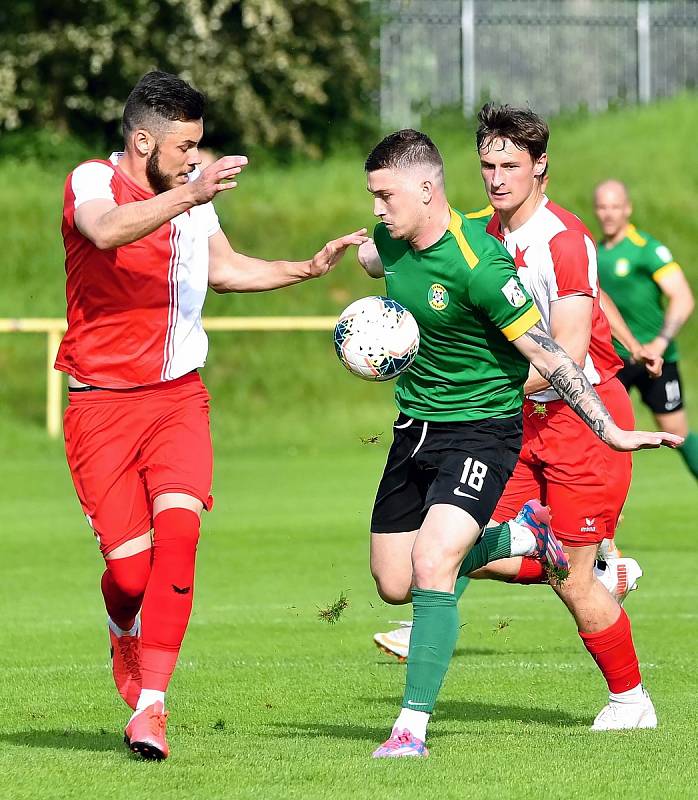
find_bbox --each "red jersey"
[486,197,622,402]
[56,153,221,388]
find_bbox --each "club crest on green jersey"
[615,258,630,276]
[428,283,449,310]
[501,277,526,308]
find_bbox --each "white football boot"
[594,557,643,605]
[597,537,622,560]
[591,687,657,731]
[373,621,412,661]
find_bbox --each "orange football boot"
[124,701,169,760]
[108,618,141,709]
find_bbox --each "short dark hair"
[122,71,206,139]
[365,129,444,174]
[476,103,549,166]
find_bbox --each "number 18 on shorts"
[371,413,523,533]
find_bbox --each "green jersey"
[375,207,540,422]
[597,224,681,362]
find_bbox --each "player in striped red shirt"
[57,71,367,759]
[476,104,658,729]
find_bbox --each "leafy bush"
[0,0,377,157]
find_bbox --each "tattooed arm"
[646,267,695,357]
[512,324,683,451]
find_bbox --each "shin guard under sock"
[579,608,642,693]
[140,508,200,692]
[402,589,458,713]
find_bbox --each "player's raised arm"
[357,238,385,278]
[74,156,247,250]
[513,323,684,451]
[207,227,368,293]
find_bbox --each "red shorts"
[493,377,633,547]
[63,371,213,555]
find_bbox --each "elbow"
[208,278,230,294]
[92,233,119,251]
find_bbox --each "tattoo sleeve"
[659,315,682,341]
[523,325,614,442]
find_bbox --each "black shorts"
[371,412,523,533]
[616,360,684,415]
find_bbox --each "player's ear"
[533,153,547,177]
[133,129,153,157]
[421,179,434,204]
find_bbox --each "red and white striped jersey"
[486,197,622,402]
[56,153,220,388]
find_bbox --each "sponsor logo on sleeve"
[655,245,673,263]
[501,277,527,308]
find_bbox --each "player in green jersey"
[595,179,697,480]
[357,130,682,758]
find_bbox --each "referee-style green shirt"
[375,207,540,422]
[597,224,681,363]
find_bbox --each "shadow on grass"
[268,699,588,743]
[0,728,124,753]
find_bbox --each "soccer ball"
[333,296,420,381]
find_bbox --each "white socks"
[129,689,166,722]
[108,617,139,637]
[509,520,537,557]
[393,707,429,742]
[609,684,645,704]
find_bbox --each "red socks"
[510,557,546,584]
[140,508,201,692]
[579,608,641,693]
[101,548,152,631]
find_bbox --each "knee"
[153,508,200,552]
[103,553,151,599]
[371,569,411,605]
[411,552,445,589]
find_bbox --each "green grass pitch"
[0,94,697,798]
[1,417,696,800]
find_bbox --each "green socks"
[454,574,470,600]
[678,431,698,480]
[402,589,458,713]
[458,522,511,577]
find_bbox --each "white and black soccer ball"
[333,296,420,381]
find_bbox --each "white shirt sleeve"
[199,201,221,237]
[71,162,116,209]
[187,168,221,237]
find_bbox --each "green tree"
[0,0,376,156]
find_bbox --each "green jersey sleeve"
[469,254,541,341]
[643,235,681,282]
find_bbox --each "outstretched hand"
[605,427,684,452]
[309,228,369,278]
[190,156,249,204]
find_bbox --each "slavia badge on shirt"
[501,277,527,308]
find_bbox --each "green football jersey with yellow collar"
[597,224,681,362]
[374,206,540,422]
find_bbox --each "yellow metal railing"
[0,317,336,438]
